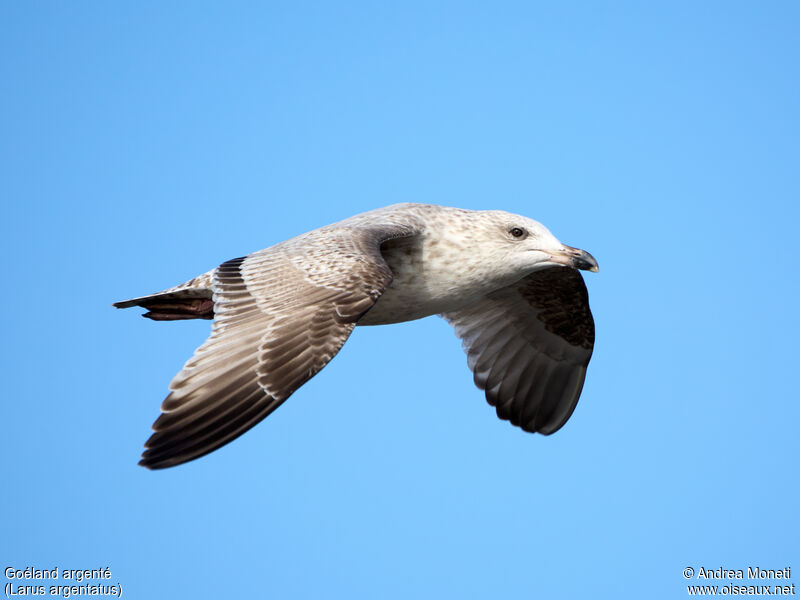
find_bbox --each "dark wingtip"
[139,451,200,470]
[138,454,172,470]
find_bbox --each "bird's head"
[476,210,599,280]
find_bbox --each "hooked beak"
[548,245,599,273]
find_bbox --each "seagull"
[114,203,598,469]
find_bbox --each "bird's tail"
[113,272,215,321]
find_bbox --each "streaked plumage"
[114,203,598,469]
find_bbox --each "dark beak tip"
[573,249,599,273]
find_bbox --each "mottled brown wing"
[140,223,421,469]
[443,267,594,434]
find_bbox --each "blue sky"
[2,2,798,598]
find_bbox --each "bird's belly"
[357,276,486,326]
[358,288,437,325]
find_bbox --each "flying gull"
[114,203,598,469]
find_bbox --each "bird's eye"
[509,227,527,239]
